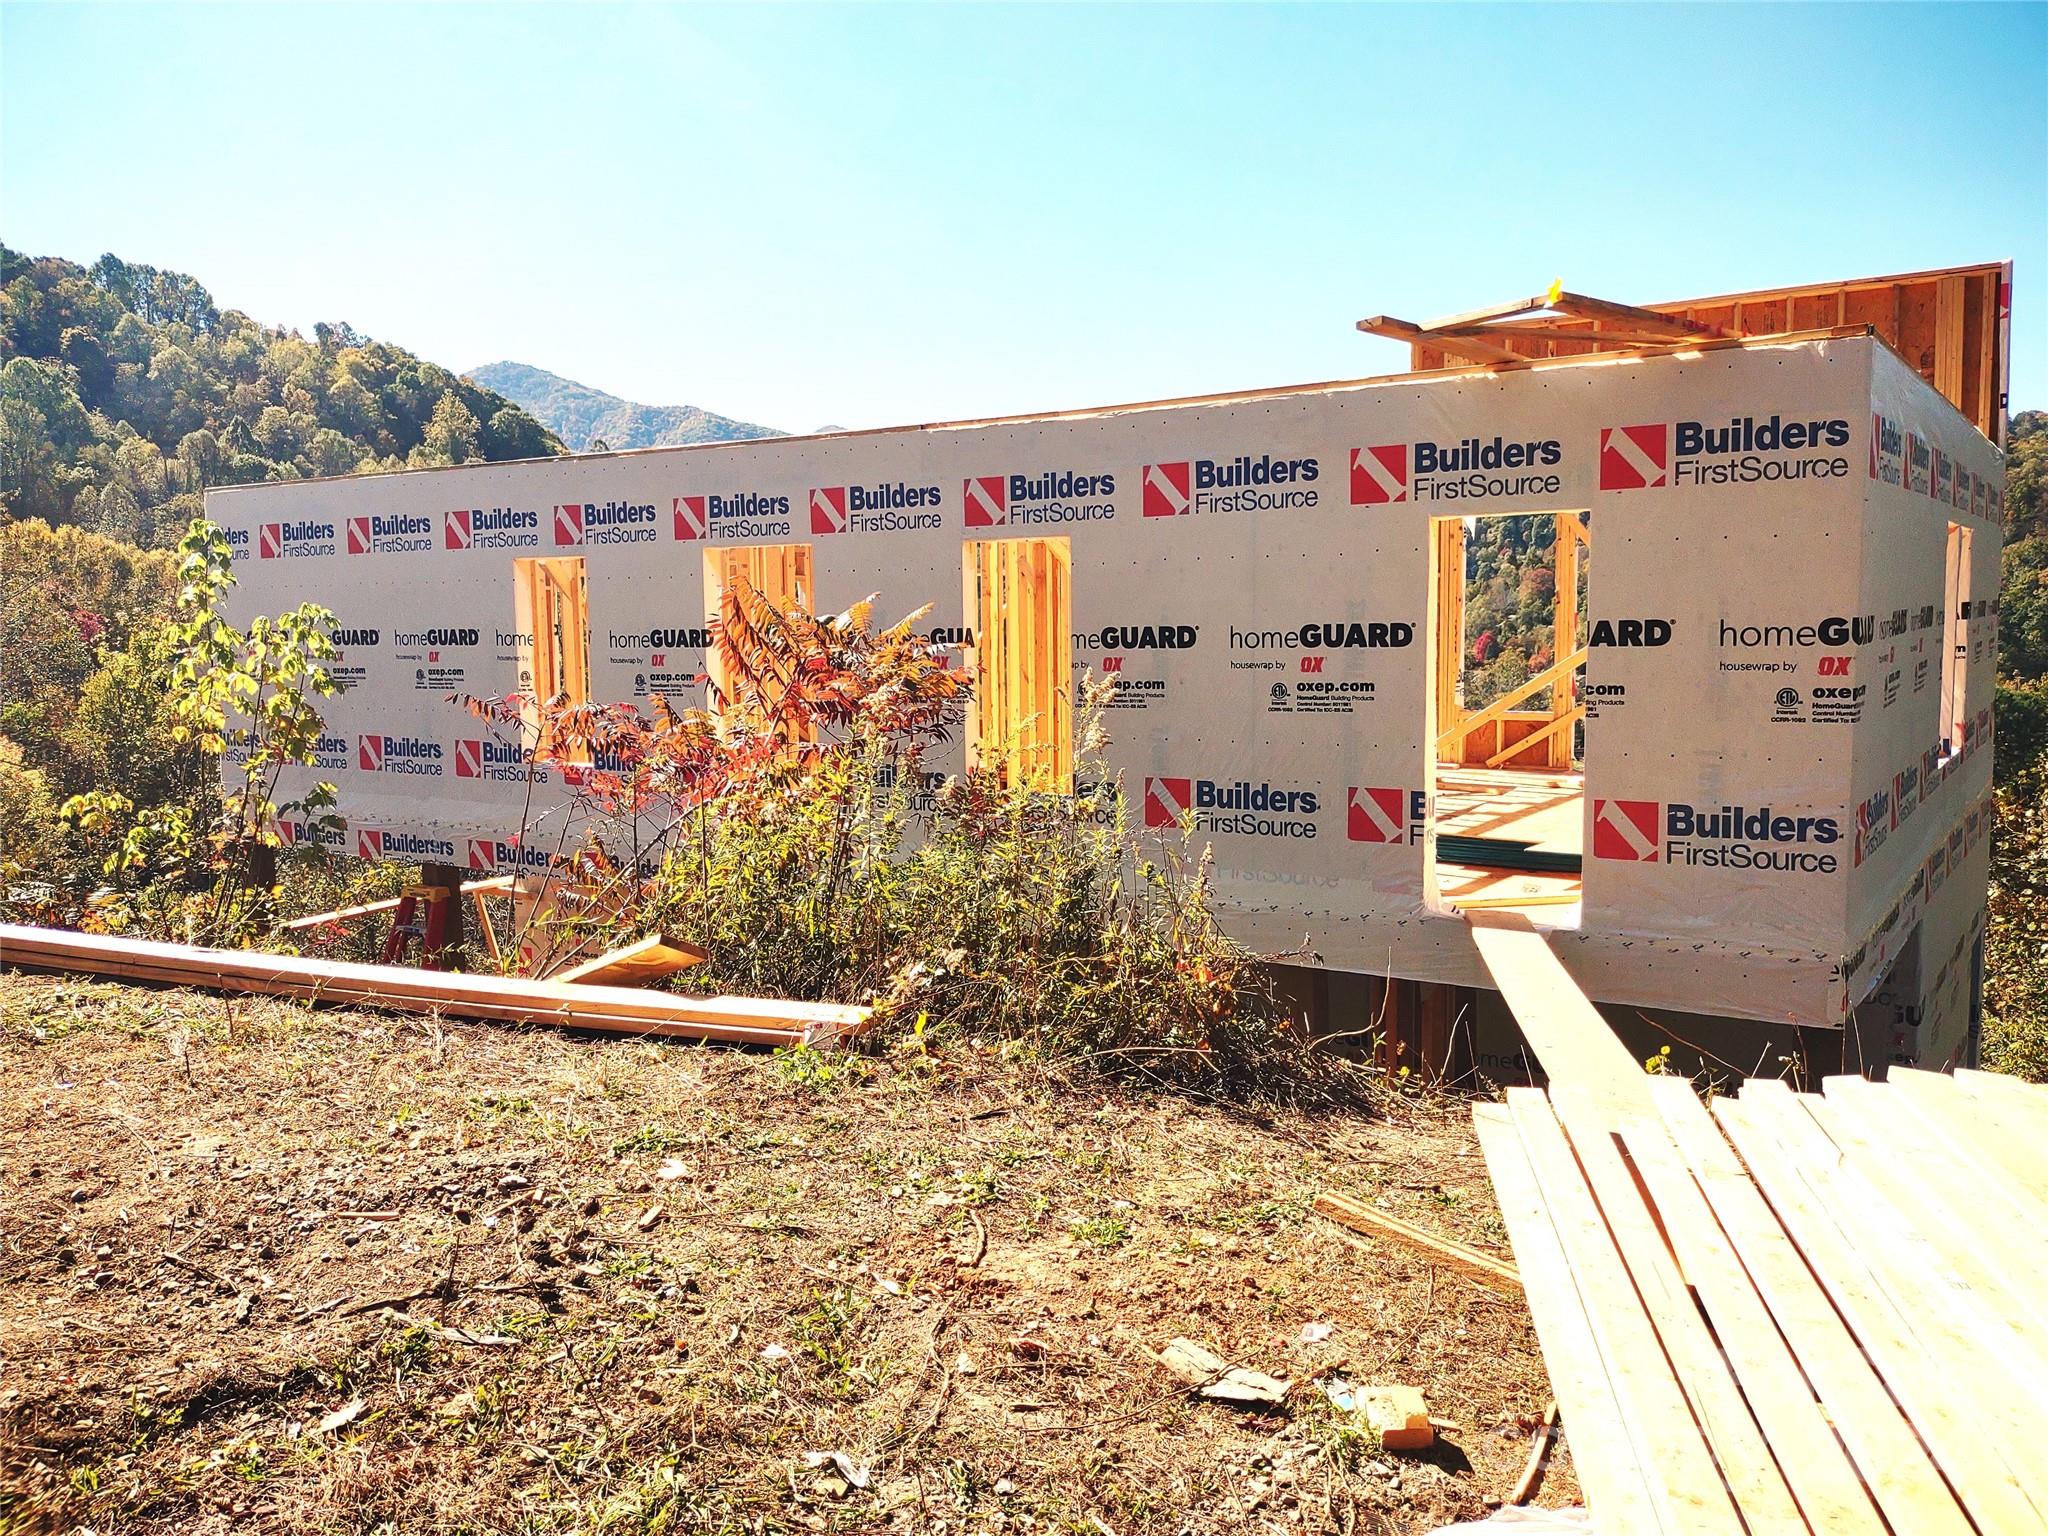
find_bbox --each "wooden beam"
[551,932,709,987]
[0,922,867,1047]
[280,893,407,933]
[1549,291,1727,337]
[1356,316,1528,366]
[1312,1191,1521,1292]
[1484,705,1584,770]
[1435,647,1587,757]
[1464,913,1647,1119]
[1439,320,1710,347]
[1417,293,1561,332]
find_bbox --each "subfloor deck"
[1434,769,1583,920]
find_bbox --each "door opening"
[1426,510,1588,922]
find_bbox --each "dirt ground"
[0,971,1573,1535]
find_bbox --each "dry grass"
[0,970,1571,1534]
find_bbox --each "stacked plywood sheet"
[0,923,866,1048]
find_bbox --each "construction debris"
[0,922,867,1047]
[1155,1338,1292,1407]
[1312,1191,1521,1294]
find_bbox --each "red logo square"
[964,476,1007,528]
[1144,775,1192,829]
[1346,786,1406,843]
[674,495,707,541]
[1598,425,1669,490]
[454,739,482,778]
[1591,798,1661,860]
[1141,462,1190,518]
[1349,445,1408,505]
[554,503,584,545]
[259,523,282,559]
[356,829,382,861]
[346,516,372,555]
[445,508,471,549]
[358,735,383,772]
[467,839,495,871]
[809,487,847,535]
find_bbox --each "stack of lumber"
[1461,913,2048,1533]
[1477,1071,2048,1534]
[0,923,866,1048]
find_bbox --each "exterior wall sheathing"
[210,335,2003,1037]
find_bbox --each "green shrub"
[488,582,1343,1099]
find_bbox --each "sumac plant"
[462,578,1327,1093]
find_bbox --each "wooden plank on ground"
[1709,1083,2043,1534]
[1471,1105,1664,1532]
[1506,1090,1743,1534]
[1820,1074,2048,1341]
[551,933,710,987]
[1598,1091,1890,1536]
[1466,914,1648,1120]
[1650,1079,1976,1536]
[1543,1090,1800,1533]
[0,923,866,1047]
[1954,1067,2048,1158]
[1311,1192,1521,1293]
[1733,1083,2048,1503]
[1885,1066,2048,1211]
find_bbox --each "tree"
[421,391,480,465]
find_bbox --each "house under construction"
[207,261,2012,1082]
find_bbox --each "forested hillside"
[0,244,564,548]
[468,360,782,452]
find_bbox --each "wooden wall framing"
[512,555,590,752]
[965,536,1073,792]
[1399,263,2012,445]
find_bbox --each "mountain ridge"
[466,361,783,452]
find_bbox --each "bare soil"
[1,971,1571,1534]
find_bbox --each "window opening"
[512,556,589,755]
[964,536,1073,792]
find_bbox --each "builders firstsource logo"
[467,838,557,875]
[555,500,658,547]
[357,828,457,862]
[357,733,445,777]
[279,816,348,852]
[1599,415,1851,491]
[1345,786,1424,844]
[673,491,792,542]
[964,471,1116,528]
[1349,437,1563,506]
[1141,454,1319,519]
[345,512,433,556]
[1869,412,1905,487]
[258,519,336,560]
[453,738,535,783]
[1144,775,1319,838]
[809,482,943,536]
[446,507,541,550]
[223,526,251,562]
[1592,798,1840,873]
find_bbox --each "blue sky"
[4,3,2043,432]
